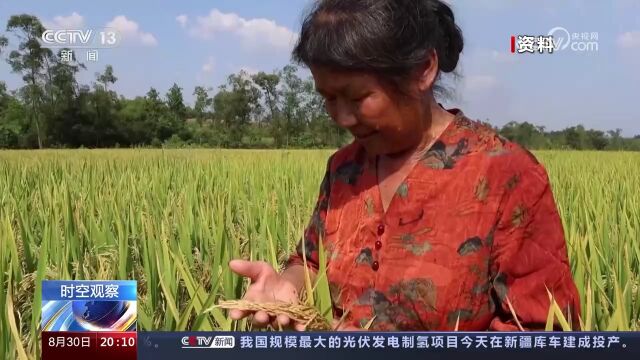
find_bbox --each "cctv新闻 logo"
[181,335,235,348]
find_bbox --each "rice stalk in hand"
[213,300,332,331]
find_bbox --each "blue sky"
[1,0,639,135]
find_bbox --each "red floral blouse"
[285,108,581,331]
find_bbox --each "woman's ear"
[416,48,440,93]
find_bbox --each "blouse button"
[375,240,382,250]
[371,261,379,271]
[377,224,385,236]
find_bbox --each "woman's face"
[310,64,434,157]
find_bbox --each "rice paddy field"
[1,149,639,359]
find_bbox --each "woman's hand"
[228,259,306,331]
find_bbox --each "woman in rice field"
[229,0,581,331]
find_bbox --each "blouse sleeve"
[488,156,581,331]
[283,156,333,273]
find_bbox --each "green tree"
[564,125,588,150]
[0,34,7,55]
[499,121,548,149]
[166,83,189,140]
[0,81,24,147]
[145,87,172,141]
[145,88,164,118]
[96,65,117,92]
[0,98,26,148]
[279,65,305,147]
[118,96,149,145]
[607,129,624,150]
[252,71,280,122]
[0,81,9,108]
[166,83,186,119]
[88,66,120,146]
[193,86,212,124]
[252,71,282,147]
[586,129,608,150]
[46,49,86,146]
[213,71,262,147]
[5,14,54,148]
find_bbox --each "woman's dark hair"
[292,0,463,99]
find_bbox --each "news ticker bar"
[41,331,640,360]
[136,331,640,360]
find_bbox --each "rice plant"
[0,149,638,359]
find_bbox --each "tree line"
[1,14,639,151]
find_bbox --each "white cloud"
[44,12,85,29]
[196,56,216,84]
[139,33,157,46]
[176,14,189,28]
[202,56,216,74]
[105,16,158,47]
[617,31,640,49]
[189,9,298,51]
[464,75,498,92]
